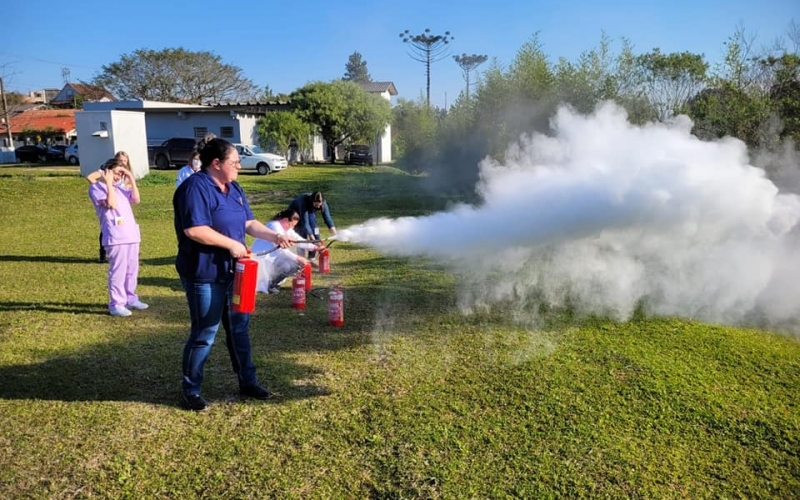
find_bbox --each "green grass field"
[0,163,798,499]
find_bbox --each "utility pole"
[0,77,13,148]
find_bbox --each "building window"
[193,127,208,138]
[220,126,234,138]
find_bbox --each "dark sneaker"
[182,393,208,411]
[239,384,275,400]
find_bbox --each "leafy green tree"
[635,49,709,120]
[256,111,312,162]
[607,38,658,124]
[93,47,260,103]
[343,52,372,82]
[553,33,621,113]
[399,29,455,107]
[5,91,25,106]
[684,83,768,147]
[392,97,440,171]
[762,53,800,144]
[489,34,557,156]
[291,80,392,161]
[683,28,772,148]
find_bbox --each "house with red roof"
[0,109,77,147]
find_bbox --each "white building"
[357,81,398,164]
[83,82,397,165]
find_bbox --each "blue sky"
[3,0,798,109]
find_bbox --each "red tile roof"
[0,109,77,134]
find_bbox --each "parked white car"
[234,144,288,175]
[65,144,79,165]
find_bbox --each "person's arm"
[103,170,118,210]
[86,169,102,184]
[184,225,248,258]
[245,219,294,248]
[124,170,140,205]
[175,168,186,188]
[287,227,323,251]
[89,182,108,209]
[321,201,336,234]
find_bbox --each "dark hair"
[197,137,234,169]
[309,191,325,210]
[100,157,125,171]
[272,208,299,221]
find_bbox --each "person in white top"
[251,209,324,293]
[175,151,202,188]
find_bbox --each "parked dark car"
[148,137,198,169]
[14,145,61,163]
[345,144,374,166]
[49,145,67,160]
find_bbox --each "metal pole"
[0,78,13,148]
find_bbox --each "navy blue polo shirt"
[173,170,254,282]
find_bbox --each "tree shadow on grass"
[0,333,331,407]
[138,276,184,292]
[0,255,97,264]
[140,256,176,267]
[0,254,468,409]
[0,293,385,408]
[0,301,108,314]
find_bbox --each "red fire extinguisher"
[291,274,306,309]
[328,285,344,327]
[319,247,330,274]
[303,262,312,291]
[232,254,258,313]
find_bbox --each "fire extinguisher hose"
[308,239,338,249]
[251,247,282,257]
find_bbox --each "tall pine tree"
[343,52,372,82]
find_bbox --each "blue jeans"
[180,277,258,396]
[297,213,319,258]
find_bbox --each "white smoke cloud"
[336,102,800,331]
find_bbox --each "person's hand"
[228,241,248,259]
[274,233,295,249]
[315,242,325,251]
[103,169,116,185]
[120,169,135,183]
[298,256,318,269]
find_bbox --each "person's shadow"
[0,296,335,407]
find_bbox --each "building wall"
[82,100,360,165]
[377,123,392,163]
[145,112,245,145]
[75,110,149,178]
[237,115,259,144]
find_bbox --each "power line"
[0,51,101,71]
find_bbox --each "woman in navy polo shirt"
[173,137,292,412]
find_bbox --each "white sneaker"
[127,300,149,310]
[110,306,132,317]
